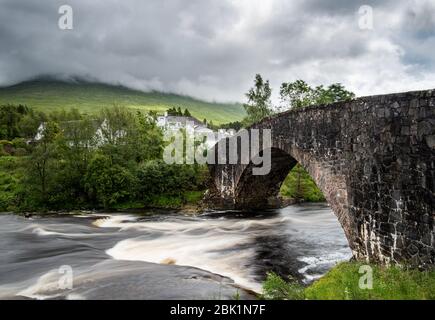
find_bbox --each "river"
[0,203,352,300]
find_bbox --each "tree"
[280,80,355,109]
[279,80,316,109]
[167,107,177,116]
[242,74,273,126]
[134,111,164,162]
[26,121,61,203]
[219,121,242,131]
[315,83,355,105]
[0,104,38,140]
[84,153,138,208]
[183,108,191,117]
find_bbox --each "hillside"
[0,79,245,124]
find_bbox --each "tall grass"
[262,262,435,300]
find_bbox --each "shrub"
[85,154,138,208]
[0,140,14,155]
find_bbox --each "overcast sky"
[0,0,434,103]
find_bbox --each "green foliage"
[84,154,138,208]
[146,194,184,208]
[0,104,44,140]
[0,156,24,211]
[184,190,204,204]
[183,108,191,117]
[280,164,325,202]
[137,161,203,200]
[242,74,273,126]
[262,272,305,300]
[0,104,206,212]
[280,80,355,109]
[0,79,245,124]
[167,107,193,117]
[262,263,435,300]
[304,262,435,300]
[219,121,243,131]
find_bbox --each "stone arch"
[233,146,358,254]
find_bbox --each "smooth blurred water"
[0,203,351,299]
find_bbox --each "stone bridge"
[206,89,434,268]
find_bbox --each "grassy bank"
[280,164,325,202]
[113,191,205,211]
[262,262,435,300]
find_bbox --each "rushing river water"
[0,203,352,300]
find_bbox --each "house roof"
[163,116,205,127]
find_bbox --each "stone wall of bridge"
[206,89,435,268]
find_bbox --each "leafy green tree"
[315,83,355,105]
[0,104,39,140]
[84,153,138,208]
[219,121,242,131]
[134,111,164,162]
[25,121,61,203]
[280,80,355,109]
[183,108,191,117]
[136,160,203,203]
[242,74,273,126]
[279,80,316,109]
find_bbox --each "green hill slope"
[0,79,245,124]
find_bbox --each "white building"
[33,119,126,147]
[156,112,236,149]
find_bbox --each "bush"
[13,148,28,156]
[12,138,27,149]
[137,160,201,200]
[85,154,138,208]
[0,140,14,155]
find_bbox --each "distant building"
[33,119,126,147]
[156,112,206,132]
[156,112,236,148]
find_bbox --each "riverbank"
[262,262,435,300]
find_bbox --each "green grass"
[262,262,435,300]
[0,156,24,212]
[0,79,245,125]
[305,262,435,300]
[280,164,325,202]
[184,190,204,204]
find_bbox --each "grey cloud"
[0,0,434,102]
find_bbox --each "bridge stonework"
[207,89,435,268]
